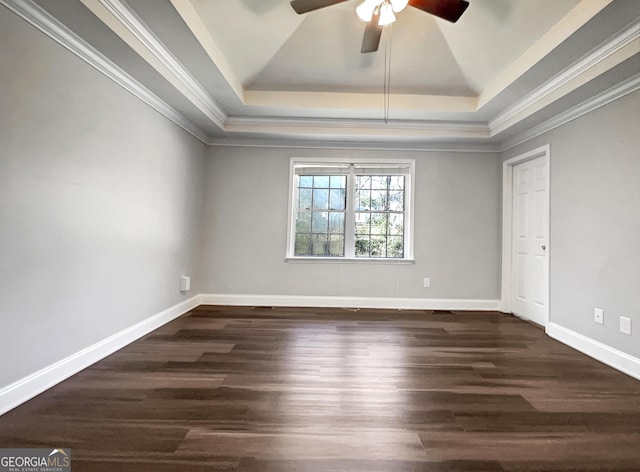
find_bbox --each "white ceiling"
[12,0,640,147]
[197,0,581,95]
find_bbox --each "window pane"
[388,191,404,211]
[296,211,311,233]
[329,189,346,210]
[355,213,369,235]
[313,176,330,188]
[311,211,328,233]
[356,190,370,210]
[311,234,328,256]
[390,176,404,191]
[355,237,370,257]
[370,190,387,211]
[389,214,404,235]
[299,176,313,188]
[370,213,388,235]
[329,212,344,234]
[370,236,386,257]
[299,188,312,210]
[294,234,311,256]
[357,175,371,190]
[371,176,389,189]
[330,175,346,189]
[312,189,329,210]
[387,236,404,258]
[329,235,345,256]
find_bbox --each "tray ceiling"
[7,0,639,147]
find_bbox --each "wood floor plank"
[0,305,639,471]
[179,429,427,461]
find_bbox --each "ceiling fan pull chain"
[388,23,393,123]
[383,23,393,124]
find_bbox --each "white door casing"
[512,156,549,324]
[501,145,550,326]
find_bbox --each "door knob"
[541,245,546,250]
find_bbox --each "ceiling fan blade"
[290,0,349,14]
[408,0,469,23]
[361,14,383,53]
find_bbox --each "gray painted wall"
[0,8,206,387]
[502,90,640,358]
[200,146,501,300]
[3,0,635,397]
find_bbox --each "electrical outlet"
[619,316,632,336]
[594,308,604,325]
[423,277,431,288]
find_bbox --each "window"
[294,174,347,257]
[355,174,406,258]
[287,159,414,261]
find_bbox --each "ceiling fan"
[290,0,469,53]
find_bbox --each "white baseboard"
[546,322,640,381]
[0,294,202,417]
[199,293,501,311]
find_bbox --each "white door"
[511,156,549,326]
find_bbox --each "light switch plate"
[180,275,191,292]
[423,277,431,288]
[619,316,632,335]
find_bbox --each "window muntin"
[289,160,413,260]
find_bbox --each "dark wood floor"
[1,306,639,471]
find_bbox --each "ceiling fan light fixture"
[378,2,396,26]
[356,0,382,22]
[390,0,409,13]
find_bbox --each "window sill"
[285,257,415,264]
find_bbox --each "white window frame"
[286,157,415,263]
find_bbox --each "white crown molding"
[84,0,226,128]
[200,293,501,311]
[223,116,490,142]
[547,322,640,381]
[0,0,210,144]
[206,137,500,153]
[0,295,202,417]
[243,90,479,113]
[490,18,640,135]
[500,73,640,151]
[225,116,488,132]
